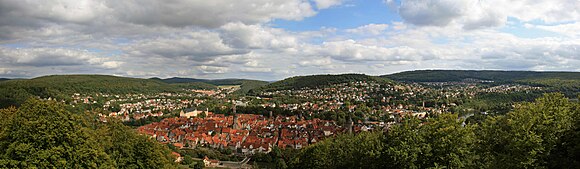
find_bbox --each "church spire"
[232,100,239,129]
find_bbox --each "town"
[43,78,544,168]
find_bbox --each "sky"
[0,0,579,80]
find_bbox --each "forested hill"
[0,75,188,108]
[383,70,580,82]
[0,78,10,82]
[158,77,269,95]
[158,77,268,86]
[253,74,392,92]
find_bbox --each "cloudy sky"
[0,0,579,80]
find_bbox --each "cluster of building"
[482,84,542,93]
[260,81,395,102]
[137,109,359,155]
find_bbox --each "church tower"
[346,115,353,134]
[232,100,239,129]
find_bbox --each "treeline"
[288,93,580,168]
[252,74,391,93]
[169,82,218,90]
[159,77,270,95]
[0,99,178,168]
[452,91,543,116]
[0,75,220,108]
[384,70,580,82]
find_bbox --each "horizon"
[1,0,579,80]
[3,69,580,81]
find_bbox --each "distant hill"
[169,82,218,90]
[383,70,580,97]
[0,75,190,108]
[383,70,580,82]
[158,77,269,95]
[159,77,263,85]
[0,78,10,82]
[253,74,391,93]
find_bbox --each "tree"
[289,132,385,169]
[98,120,176,168]
[0,99,178,168]
[476,93,576,168]
[383,114,476,169]
[0,99,113,168]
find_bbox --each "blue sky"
[272,0,401,31]
[0,0,579,80]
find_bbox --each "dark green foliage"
[455,92,542,116]
[477,93,577,168]
[384,70,580,82]
[385,70,580,99]
[289,132,386,169]
[160,77,268,86]
[290,93,580,169]
[254,74,391,92]
[0,99,113,168]
[548,117,580,168]
[234,80,270,95]
[170,82,218,90]
[0,99,177,168]
[159,77,269,95]
[0,75,184,108]
[98,121,175,168]
[384,114,476,168]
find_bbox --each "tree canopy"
[0,99,177,168]
[289,93,580,169]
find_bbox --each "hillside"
[160,77,267,85]
[383,70,580,98]
[0,78,10,82]
[383,70,580,82]
[253,74,391,92]
[160,77,269,95]
[169,82,218,90]
[0,75,188,108]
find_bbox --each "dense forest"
[252,74,391,93]
[0,75,266,108]
[0,99,177,168]
[158,77,268,86]
[385,70,580,97]
[287,93,580,169]
[158,77,269,95]
[0,75,182,108]
[384,70,580,82]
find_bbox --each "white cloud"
[0,0,319,28]
[395,0,579,29]
[0,47,112,67]
[398,0,469,26]
[315,39,427,62]
[532,22,580,37]
[220,22,299,50]
[391,22,407,30]
[240,67,272,73]
[101,61,123,69]
[345,24,389,35]
[313,0,343,9]
[198,65,228,74]
[299,57,332,66]
[125,30,246,61]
